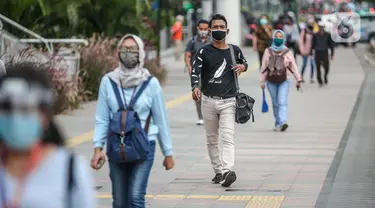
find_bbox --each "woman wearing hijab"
[260,30,302,132]
[0,62,95,208]
[90,34,174,208]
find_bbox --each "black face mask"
[211,30,226,41]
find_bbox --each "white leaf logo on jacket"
[209,58,227,83]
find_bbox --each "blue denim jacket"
[93,76,173,156]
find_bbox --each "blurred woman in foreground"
[0,62,95,208]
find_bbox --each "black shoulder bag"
[229,44,255,124]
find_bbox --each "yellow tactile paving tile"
[96,194,285,202]
[246,196,285,208]
[218,195,253,201]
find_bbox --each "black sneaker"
[281,124,288,132]
[212,173,223,184]
[221,171,237,187]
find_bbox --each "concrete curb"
[364,52,375,67]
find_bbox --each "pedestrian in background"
[0,62,95,208]
[299,20,315,83]
[253,14,273,69]
[310,22,334,87]
[307,14,319,33]
[91,34,174,208]
[171,15,184,61]
[184,19,211,126]
[260,30,302,132]
[283,16,299,58]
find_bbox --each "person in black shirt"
[191,14,248,187]
[310,22,334,87]
[185,19,211,126]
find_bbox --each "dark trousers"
[258,51,264,68]
[314,50,330,85]
[286,42,297,59]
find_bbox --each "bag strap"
[144,112,152,134]
[281,48,290,56]
[109,78,126,110]
[267,47,274,56]
[129,76,153,133]
[129,76,154,108]
[229,44,239,94]
[66,152,75,208]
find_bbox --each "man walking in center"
[185,19,211,126]
[191,14,248,187]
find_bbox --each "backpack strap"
[109,78,126,110]
[129,76,154,108]
[66,152,75,208]
[267,47,273,56]
[280,48,290,56]
[129,76,154,133]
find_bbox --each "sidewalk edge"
[315,58,367,208]
[364,52,375,68]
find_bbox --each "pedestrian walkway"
[315,45,375,208]
[63,46,366,207]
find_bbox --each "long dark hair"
[0,61,65,146]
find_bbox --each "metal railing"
[0,14,89,54]
[0,13,89,80]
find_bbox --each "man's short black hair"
[209,14,227,28]
[197,19,209,27]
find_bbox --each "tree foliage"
[0,0,170,41]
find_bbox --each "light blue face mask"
[0,113,43,150]
[260,18,268,25]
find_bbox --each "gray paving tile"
[66,47,368,206]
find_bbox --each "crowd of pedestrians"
[0,11,338,208]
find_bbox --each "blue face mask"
[260,19,268,25]
[274,38,284,46]
[0,113,43,150]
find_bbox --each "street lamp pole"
[157,0,162,66]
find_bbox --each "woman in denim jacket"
[90,34,174,208]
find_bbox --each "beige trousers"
[201,95,236,174]
[174,40,182,60]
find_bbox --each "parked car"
[359,14,375,42]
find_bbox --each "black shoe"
[281,124,288,132]
[221,171,237,187]
[212,173,223,184]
